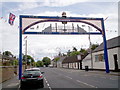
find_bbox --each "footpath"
[86,70,120,76]
[1,75,19,89]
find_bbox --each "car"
[20,68,44,88]
[48,65,54,68]
[30,67,41,71]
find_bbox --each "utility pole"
[25,37,27,69]
[72,23,74,32]
[88,26,93,70]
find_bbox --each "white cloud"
[40,0,88,7]
[18,2,39,11]
[1,0,37,2]
[1,0,119,3]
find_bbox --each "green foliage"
[54,57,60,62]
[72,46,77,51]
[23,55,34,65]
[42,57,51,67]
[36,61,43,67]
[11,60,18,65]
[91,44,99,50]
[67,50,71,56]
[79,48,88,55]
[69,51,80,56]
[3,51,13,57]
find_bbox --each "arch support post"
[102,19,110,73]
[19,16,22,80]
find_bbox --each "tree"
[80,48,88,54]
[91,44,99,50]
[67,50,71,56]
[11,60,18,66]
[54,57,60,62]
[69,51,80,56]
[3,51,13,57]
[42,57,51,67]
[36,61,43,67]
[23,55,34,65]
[72,46,77,51]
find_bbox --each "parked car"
[20,68,44,88]
[29,67,41,71]
[48,65,54,68]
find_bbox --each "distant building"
[57,56,66,68]
[0,54,16,66]
[62,54,87,69]
[82,36,120,71]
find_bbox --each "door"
[113,54,118,71]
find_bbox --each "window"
[95,55,99,62]
[95,54,104,62]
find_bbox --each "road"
[41,67,119,88]
[1,67,119,90]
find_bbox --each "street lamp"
[62,12,67,32]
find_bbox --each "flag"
[24,36,27,39]
[0,17,3,19]
[36,25,39,29]
[8,13,16,25]
[104,17,108,21]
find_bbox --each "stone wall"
[0,65,31,83]
[0,66,15,83]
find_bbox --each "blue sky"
[0,0,119,61]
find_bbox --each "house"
[62,54,87,69]
[50,59,57,67]
[1,55,16,66]
[57,56,66,68]
[82,36,120,71]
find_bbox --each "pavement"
[88,70,120,76]
[78,69,120,76]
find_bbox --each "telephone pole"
[88,26,93,70]
[24,36,28,69]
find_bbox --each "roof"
[62,55,78,64]
[62,53,88,64]
[57,56,66,63]
[94,36,120,52]
[2,55,16,61]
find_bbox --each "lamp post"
[62,12,67,32]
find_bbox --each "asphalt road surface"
[41,67,119,88]
[1,67,119,90]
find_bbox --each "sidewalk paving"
[61,67,120,76]
[1,75,20,89]
[86,70,120,76]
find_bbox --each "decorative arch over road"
[19,15,109,80]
